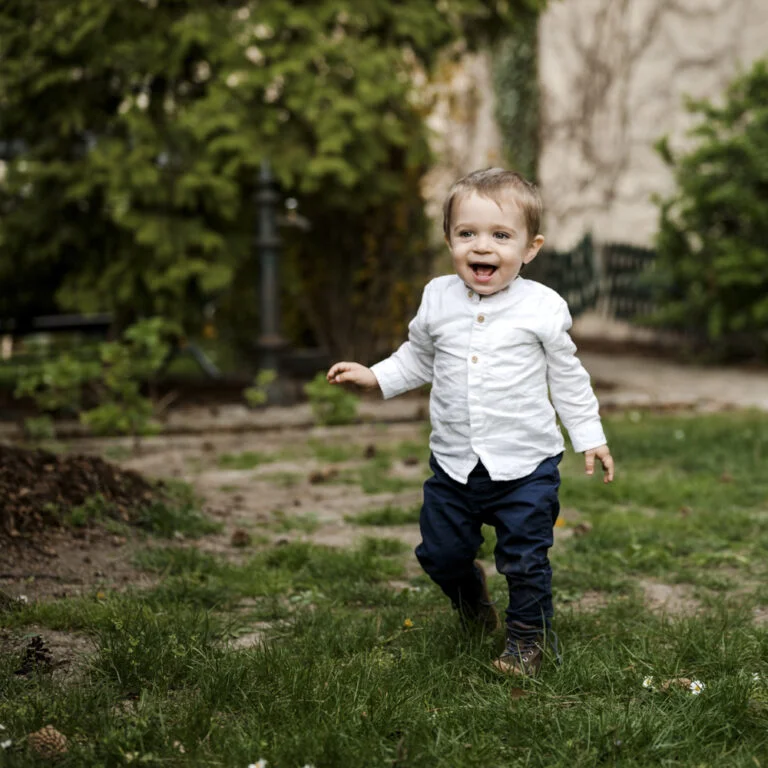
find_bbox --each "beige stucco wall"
[538,0,768,250]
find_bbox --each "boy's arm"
[542,300,614,482]
[327,284,435,397]
[368,284,435,399]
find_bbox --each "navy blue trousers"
[415,453,562,640]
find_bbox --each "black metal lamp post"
[255,160,287,391]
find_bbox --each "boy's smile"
[448,191,544,296]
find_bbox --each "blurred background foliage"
[0,0,545,365]
[653,58,768,361]
[492,7,539,180]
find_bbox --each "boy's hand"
[327,362,379,390]
[585,444,614,483]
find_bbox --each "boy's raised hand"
[584,444,614,483]
[327,361,379,390]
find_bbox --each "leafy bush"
[303,372,359,426]
[15,317,175,444]
[653,58,768,359]
[244,368,277,407]
[22,415,56,441]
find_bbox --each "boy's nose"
[473,235,492,252]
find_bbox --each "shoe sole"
[491,656,540,677]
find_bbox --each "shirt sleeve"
[542,299,607,452]
[369,283,435,399]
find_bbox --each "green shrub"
[15,317,175,445]
[303,372,358,426]
[22,415,56,441]
[653,58,768,359]
[244,369,277,407]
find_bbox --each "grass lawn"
[1,411,768,766]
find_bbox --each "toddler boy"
[327,168,614,676]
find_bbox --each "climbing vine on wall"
[492,11,540,180]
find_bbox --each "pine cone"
[27,725,68,758]
[15,635,54,676]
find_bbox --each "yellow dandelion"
[403,618,414,629]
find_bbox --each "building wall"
[538,0,768,250]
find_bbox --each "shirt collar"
[463,275,524,303]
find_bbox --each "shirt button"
[471,355,478,364]
[467,290,473,298]
[477,314,485,323]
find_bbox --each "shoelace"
[504,631,562,666]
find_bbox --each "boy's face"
[447,191,544,296]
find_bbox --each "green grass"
[334,453,426,494]
[258,471,302,488]
[38,480,221,540]
[552,410,768,595]
[217,450,270,469]
[2,412,768,766]
[347,504,421,526]
[307,438,359,463]
[137,480,222,538]
[269,509,321,534]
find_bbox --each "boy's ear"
[523,234,545,264]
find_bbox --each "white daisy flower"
[642,675,655,690]
[248,760,267,768]
[236,6,250,20]
[1,740,12,749]
[136,92,149,110]
[688,679,705,695]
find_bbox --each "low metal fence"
[526,235,657,321]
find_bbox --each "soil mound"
[0,443,157,536]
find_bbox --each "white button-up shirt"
[370,275,607,483]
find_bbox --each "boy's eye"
[494,232,510,240]
[458,230,473,238]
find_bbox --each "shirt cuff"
[567,421,608,453]
[369,359,407,400]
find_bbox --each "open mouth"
[470,263,498,281]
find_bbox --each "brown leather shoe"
[457,561,500,634]
[492,638,543,677]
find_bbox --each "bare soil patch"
[0,527,156,602]
[0,625,96,682]
[111,423,428,558]
[639,578,702,616]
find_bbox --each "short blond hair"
[442,167,543,244]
